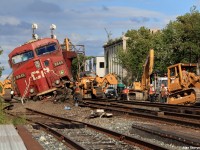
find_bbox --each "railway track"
[5,107,167,150]
[119,100,200,114]
[80,100,200,129]
[3,98,200,149]
[131,124,200,147]
[93,99,200,114]
[78,100,200,147]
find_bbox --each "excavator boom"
[133,49,154,91]
[120,49,155,101]
[141,49,154,90]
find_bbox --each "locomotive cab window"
[12,50,34,64]
[36,43,58,56]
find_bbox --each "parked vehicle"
[105,86,118,99]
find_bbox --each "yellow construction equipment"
[95,73,118,92]
[167,63,200,105]
[0,75,13,101]
[120,49,154,101]
[75,72,118,99]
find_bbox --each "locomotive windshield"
[12,50,34,64]
[36,43,58,56]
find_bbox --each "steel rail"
[79,102,200,129]
[34,122,86,150]
[82,100,200,119]
[26,108,167,150]
[132,124,200,147]
[6,111,86,150]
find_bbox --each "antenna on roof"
[32,23,38,39]
[104,28,112,41]
[50,24,57,39]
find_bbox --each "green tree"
[162,6,200,64]
[117,6,200,82]
[71,55,94,80]
[117,27,156,84]
[71,54,85,80]
[150,30,167,75]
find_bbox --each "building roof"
[103,37,123,48]
[103,35,129,48]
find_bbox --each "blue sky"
[0,0,199,79]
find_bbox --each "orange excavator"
[74,72,118,99]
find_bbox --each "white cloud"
[0,16,20,26]
[0,51,10,69]
[70,33,85,44]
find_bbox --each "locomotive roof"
[9,38,59,58]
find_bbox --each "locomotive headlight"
[34,60,41,68]
[30,88,34,94]
[55,79,60,85]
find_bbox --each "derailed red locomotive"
[8,24,76,102]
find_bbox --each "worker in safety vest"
[149,84,155,102]
[160,84,167,103]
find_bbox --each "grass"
[0,98,12,124]
[12,116,26,126]
[0,98,26,125]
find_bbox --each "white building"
[103,35,128,81]
[85,56,105,77]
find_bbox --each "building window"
[99,62,104,68]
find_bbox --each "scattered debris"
[64,106,71,110]
[89,109,113,118]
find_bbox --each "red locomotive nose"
[8,23,77,102]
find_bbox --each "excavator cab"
[167,63,198,91]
